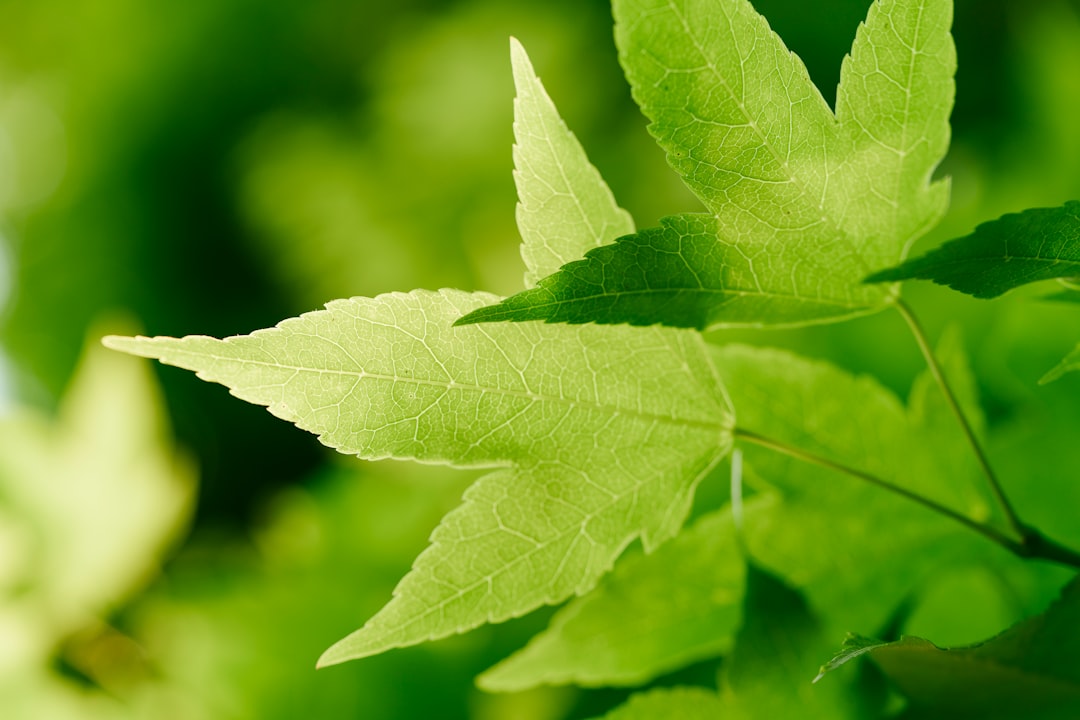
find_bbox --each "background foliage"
[2,0,1080,717]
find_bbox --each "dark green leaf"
[457,214,879,330]
[867,202,1080,297]
[818,576,1080,718]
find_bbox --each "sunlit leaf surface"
[105,290,734,665]
[459,0,953,329]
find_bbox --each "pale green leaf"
[459,0,953,329]
[817,576,1080,719]
[0,669,126,720]
[478,504,747,690]
[477,337,993,692]
[867,202,1080,297]
[714,344,995,636]
[103,290,734,665]
[592,687,726,720]
[1042,344,1080,384]
[511,38,635,287]
[834,0,954,256]
[0,330,195,670]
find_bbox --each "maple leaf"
[105,292,732,666]
[0,332,194,666]
[103,39,735,668]
[477,336,995,691]
[458,0,954,330]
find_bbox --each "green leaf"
[478,503,747,690]
[1042,344,1080,384]
[816,634,886,682]
[586,562,870,719]
[459,0,953,330]
[0,329,195,667]
[719,563,869,719]
[817,576,1080,719]
[103,289,734,665]
[592,687,727,720]
[714,343,995,636]
[726,563,821,693]
[869,204,1080,388]
[457,214,879,330]
[510,38,635,288]
[867,202,1080,296]
[479,335,994,692]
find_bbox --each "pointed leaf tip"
[316,640,353,670]
[508,35,525,58]
[509,30,634,287]
[101,334,157,357]
[101,334,132,350]
[118,291,733,663]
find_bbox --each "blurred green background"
[1,0,1079,717]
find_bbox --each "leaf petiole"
[893,298,1026,539]
[732,427,1080,570]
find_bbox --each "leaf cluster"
[104,0,1080,717]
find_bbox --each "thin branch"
[733,428,1026,554]
[893,298,1025,538]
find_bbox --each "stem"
[734,427,1036,561]
[893,298,1025,538]
[1012,523,1080,568]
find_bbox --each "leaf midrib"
[512,283,873,312]
[163,344,730,433]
